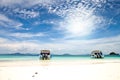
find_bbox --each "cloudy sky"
[0,0,120,54]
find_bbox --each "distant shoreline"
[0,53,119,56]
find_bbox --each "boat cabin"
[40,50,50,60]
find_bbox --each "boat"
[40,50,51,60]
[91,50,104,58]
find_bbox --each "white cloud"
[13,8,39,19]
[9,32,45,38]
[0,35,120,54]
[0,38,9,43]
[50,35,120,54]
[0,0,119,54]
[62,7,104,38]
[0,0,56,7]
[59,12,104,38]
[47,0,107,38]
[0,30,45,40]
[0,42,39,53]
[0,14,23,29]
[0,0,23,6]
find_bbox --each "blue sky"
[0,0,120,54]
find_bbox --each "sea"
[0,55,120,61]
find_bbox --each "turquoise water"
[0,55,120,61]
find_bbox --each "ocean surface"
[0,55,120,61]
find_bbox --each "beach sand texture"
[0,60,120,80]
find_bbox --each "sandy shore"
[0,59,120,80]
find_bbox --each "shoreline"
[0,59,120,67]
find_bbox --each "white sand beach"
[0,60,120,80]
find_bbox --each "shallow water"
[0,55,120,61]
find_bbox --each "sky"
[0,0,120,54]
